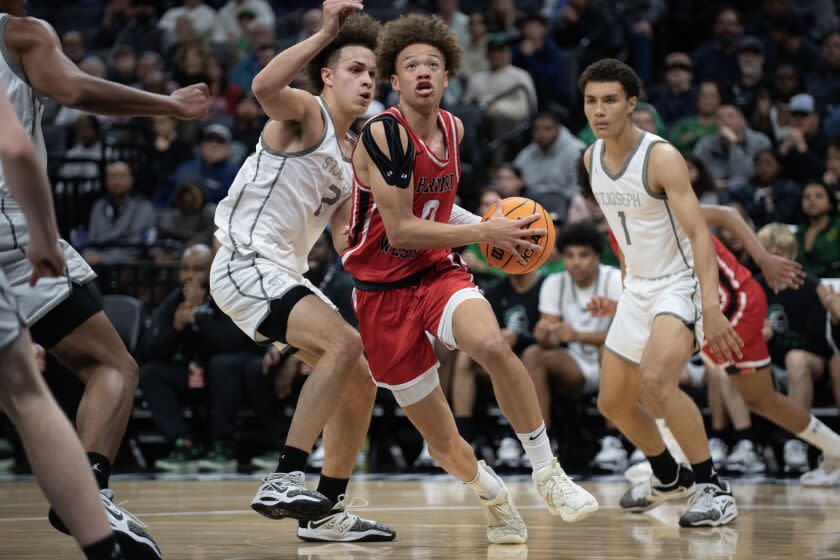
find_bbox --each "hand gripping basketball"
[479,197,554,274]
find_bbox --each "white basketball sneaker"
[533,458,599,522]
[251,471,333,521]
[298,495,396,542]
[620,463,695,512]
[476,461,528,544]
[801,455,840,487]
[679,480,737,527]
[495,437,523,469]
[591,435,629,473]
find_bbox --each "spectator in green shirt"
[669,80,721,153]
[797,181,840,277]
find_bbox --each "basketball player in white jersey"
[580,59,742,527]
[0,86,130,560]
[210,3,396,542]
[0,3,208,555]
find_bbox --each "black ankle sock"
[455,416,475,443]
[298,475,350,527]
[276,445,309,473]
[734,427,754,444]
[710,428,727,441]
[691,458,721,486]
[82,534,121,560]
[647,450,679,485]
[87,452,111,490]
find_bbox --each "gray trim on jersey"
[0,15,29,86]
[320,98,352,163]
[664,200,692,271]
[605,343,641,365]
[246,157,288,247]
[599,131,647,181]
[641,140,668,200]
[259,104,329,158]
[226,150,264,252]
[587,142,596,174]
[653,311,700,352]
[0,199,22,253]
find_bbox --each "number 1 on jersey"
[618,210,631,245]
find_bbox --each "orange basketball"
[479,197,555,275]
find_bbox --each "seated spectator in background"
[168,124,239,205]
[83,162,157,265]
[818,283,840,411]
[115,0,164,55]
[460,188,505,280]
[692,6,743,86]
[107,45,137,86]
[231,97,265,156]
[578,101,665,145]
[61,30,87,65]
[57,115,105,188]
[751,63,802,142]
[173,40,210,88]
[552,0,623,71]
[149,115,195,203]
[154,176,217,262]
[207,55,241,117]
[53,57,107,127]
[522,222,623,471]
[669,80,722,153]
[806,30,840,116]
[450,268,546,468]
[461,12,490,76]
[693,103,772,188]
[731,36,770,120]
[825,137,840,210]
[620,0,663,84]
[495,162,532,200]
[437,0,470,47]
[230,43,277,94]
[778,93,828,183]
[649,52,697,126]
[95,0,132,49]
[486,0,519,35]
[463,35,537,142]
[685,154,722,206]
[159,0,223,43]
[296,8,322,43]
[765,14,819,76]
[513,111,584,220]
[135,51,179,94]
[730,149,801,227]
[757,223,834,474]
[513,12,569,109]
[796,182,840,278]
[219,0,275,43]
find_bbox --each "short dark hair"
[533,111,559,126]
[304,14,381,94]
[557,222,604,254]
[578,58,640,100]
[376,14,462,79]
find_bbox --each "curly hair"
[578,58,641,100]
[376,14,462,79]
[304,13,381,94]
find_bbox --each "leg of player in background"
[451,350,479,442]
[1,329,122,559]
[785,349,826,410]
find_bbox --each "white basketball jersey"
[214,97,353,274]
[0,13,48,205]
[590,131,694,279]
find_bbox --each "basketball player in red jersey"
[592,206,840,486]
[342,14,598,543]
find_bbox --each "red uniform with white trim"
[608,230,770,370]
[342,107,482,391]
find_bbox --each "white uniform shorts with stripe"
[0,204,96,326]
[210,245,338,352]
[605,268,704,365]
[0,267,23,351]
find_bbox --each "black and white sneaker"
[251,471,333,521]
[298,495,396,542]
[620,463,695,512]
[49,489,161,559]
[723,440,765,474]
[679,480,737,527]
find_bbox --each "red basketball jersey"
[342,106,461,283]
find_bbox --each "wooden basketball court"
[2,476,838,559]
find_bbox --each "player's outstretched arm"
[252,0,362,122]
[650,144,743,363]
[357,118,544,259]
[0,89,63,284]
[700,204,805,293]
[10,17,208,119]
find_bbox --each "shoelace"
[261,472,302,492]
[324,496,370,532]
[631,478,653,501]
[101,490,150,531]
[488,499,522,530]
[686,485,717,508]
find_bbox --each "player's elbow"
[251,74,270,103]
[0,137,35,163]
[50,76,85,108]
[383,221,412,249]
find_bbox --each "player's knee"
[521,345,542,373]
[641,368,675,405]
[597,390,625,421]
[427,432,465,462]
[117,353,140,392]
[469,331,512,369]
[784,350,809,374]
[741,391,773,415]
[330,327,364,362]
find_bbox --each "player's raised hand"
[586,296,618,318]
[483,204,547,265]
[26,231,64,286]
[704,309,744,364]
[171,83,210,120]
[759,252,805,293]
[321,0,364,38]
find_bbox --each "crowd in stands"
[1,0,840,478]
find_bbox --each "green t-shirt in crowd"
[796,217,840,278]
[669,117,716,153]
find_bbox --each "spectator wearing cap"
[219,0,275,43]
[168,125,239,205]
[805,30,840,116]
[513,12,569,108]
[462,12,490,77]
[692,6,744,86]
[649,52,697,125]
[693,103,772,188]
[463,35,537,144]
[765,14,820,76]
[159,0,224,43]
[669,80,722,153]
[778,93,828,184]
[620,0,666,84]
[731,36,770,120]
[115,0,165,55]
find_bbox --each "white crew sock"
[797,415,840,458]
[464,462,503,500]
[516,422,553,472]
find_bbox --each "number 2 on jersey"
[618,210,631,245]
